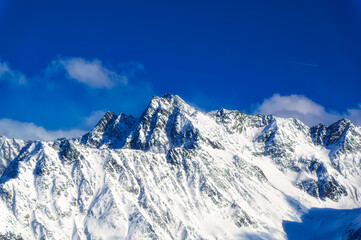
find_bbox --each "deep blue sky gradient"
[0,0,360,131]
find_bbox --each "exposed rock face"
[0,136,24,176]
[0,94,360,239]
[311,119,361,156]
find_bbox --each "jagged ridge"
[0,94,360,239]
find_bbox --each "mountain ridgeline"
[0,94,361,239]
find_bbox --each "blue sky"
[0,0,360,140]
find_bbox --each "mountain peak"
[161,93,174,98]
[88,111,118,135]
[80,111,137,148]
[145,94,196,117]
[329,118,353,128]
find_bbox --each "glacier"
[0,94,361,239]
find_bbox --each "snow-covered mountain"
[0,94,361,239]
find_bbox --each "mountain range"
[0,94,361,240]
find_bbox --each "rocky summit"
[0,94,361,239]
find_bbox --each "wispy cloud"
[49,57,128,88]
[253,94,361,126]
[0,60,26,85]
[0,119,86,141]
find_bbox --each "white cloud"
[0,119,86,141]
[253,94,361,126]
[0,60,26,85]
[0,110,110,141]
[51,58,127,88]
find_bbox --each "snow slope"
[0,94,360,239]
